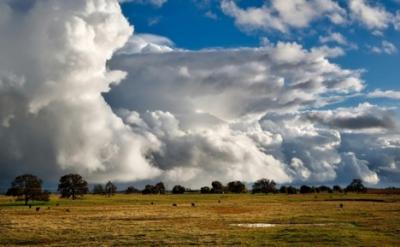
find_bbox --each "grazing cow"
[150,202,154,205]
[36,207,40,212]
[65,209,70,212]
[191,203,196,207]
[172,203,177,207]
[218,200,221,203]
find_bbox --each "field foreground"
[1,193,400,246]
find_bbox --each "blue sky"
[120,0,400,115]
[120,0,400,92]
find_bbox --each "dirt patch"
[232,223,352,228]
[325,199,386,202]
[213,206,255,214]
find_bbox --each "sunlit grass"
[1,193,399,246]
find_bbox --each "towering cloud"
[0,0,161,182]
[0,0,399,187]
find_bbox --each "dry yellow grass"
[0,193,399,246]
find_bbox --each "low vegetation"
[1,193,400,246]
[2,174,400,245]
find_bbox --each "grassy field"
[1,193,399,246]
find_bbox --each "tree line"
[5,173,369,205]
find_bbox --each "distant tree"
[227,181,246,193]
[300,185,313,194]
[287,186,298,194]
[279,186,288,194]
[172,185,186,194]
[345,179,367,193]
[105,181,117,197]
[58,174,88,200]
[279,185,298,194]
[211,181,224,194]
[154,182,166,194]
[6,174,48,205]
[318,185,332,193]
[142,184,155,194]
[333,185,343,193]
[125,186,140,194]
[200,186,211,194]
[92,184,105,195]
[252,179,277,193]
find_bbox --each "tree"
[333,185,343,193]
[318,185,333,193]
[300,185,313,194]
[6,174,48,205]
[227,181,246,193]
[154,182,166,194]
[125,186,140,194]
[279,186,288,194]
[142,184,155,194]
[287,186,298,194]
[105,181,117,197]
[252,179,277,193]
[346,179,367,193]
[172,185,186,194]
[58,174,88,199]
[92,184,105,195]
[211,181,224,194]
[200,186,211,194]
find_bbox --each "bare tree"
[105,181,117,197]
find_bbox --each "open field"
[1,193,400,246]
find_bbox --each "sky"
[0,0,399,190]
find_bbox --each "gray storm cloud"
[0,0,399,187]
